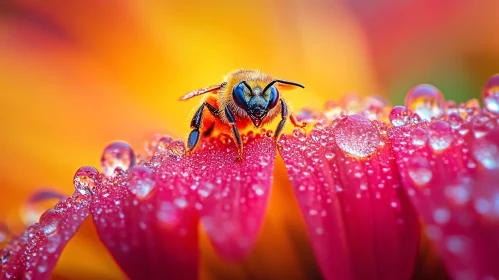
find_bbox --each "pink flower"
[2,75,499,280]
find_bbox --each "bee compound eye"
[267,86,279,109]
[232,82,249,110]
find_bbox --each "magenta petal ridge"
[279,118,420,280]
[90,132,276,279]
[1,193,90,280]
[91,156,199,280]
[192,133,275,260]
[389,109,499,280]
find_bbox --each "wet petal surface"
[389,109,499,280]
[1,193,90,279]
[91,133,275,279]
[192,134,275,260]
[91,165,199,280]
[279,115,420,280]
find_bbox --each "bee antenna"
[262,80,279,94]
[275,79,305,89]
[263,79,304,94]
[241,81,253,95]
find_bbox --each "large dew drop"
[128,166,156,199]
[482,74,499,114]
[39,209,61,236]
[427,120,454,152]
[101,141,136,176]
[334,114,380,158]
[389,106,411,127]
[405,84,446,121]
[73,166,99,195]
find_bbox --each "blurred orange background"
[1,0,498,278]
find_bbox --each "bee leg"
[224,105,243,161]
[187,102,219,154]
[290,113,307,128]
[274,99,290,142]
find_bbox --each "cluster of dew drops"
[74,137,187,198]
[0,136,187,261]
[291,74,499,187]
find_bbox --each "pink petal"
[192,133,275,260]
[91,165,199,280]
[390,112,499,279]
[1,193,90,279]
[279,115,420,280]
[160,133,275,261]
[91,133,275,280]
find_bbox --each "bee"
[179,69,306,159]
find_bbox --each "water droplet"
[446,101,458,114]
[157,201,180,226]
[315,227,324,235]
[389,106,411,127]
[38,265,47,273]
[411,128,428,146]
[472,137,498,170]
[474,193,499,221]
[482,74,499,114]
[405,84,446,121]
[143,133,162,157]
[0,222,10,243]
[408,156,433,186]
[198,183,214,198]
[323,101,344,120]
[471,113,494,139]
[252,184,265,196]
[445,184,470,206]
[448,112,463,130]
[475,198,491,215]
[324,146,335,160]
[334,114,380,158]
[427,120,453,152]
[128,166,156,199]
[156,136,173,152]
[433,208,450,224]
[39,209,60,236]
[309,208,318,216]
[446,235,466,254]
[310,130,320,142]
[101,141,136,176]
[73,166,99,195]
[1,248,9,264]
[174,197,188,209]
[21,190,66,226]
[167,140,185,159]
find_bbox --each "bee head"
[232,80,304,127]
[232,80,278,127]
